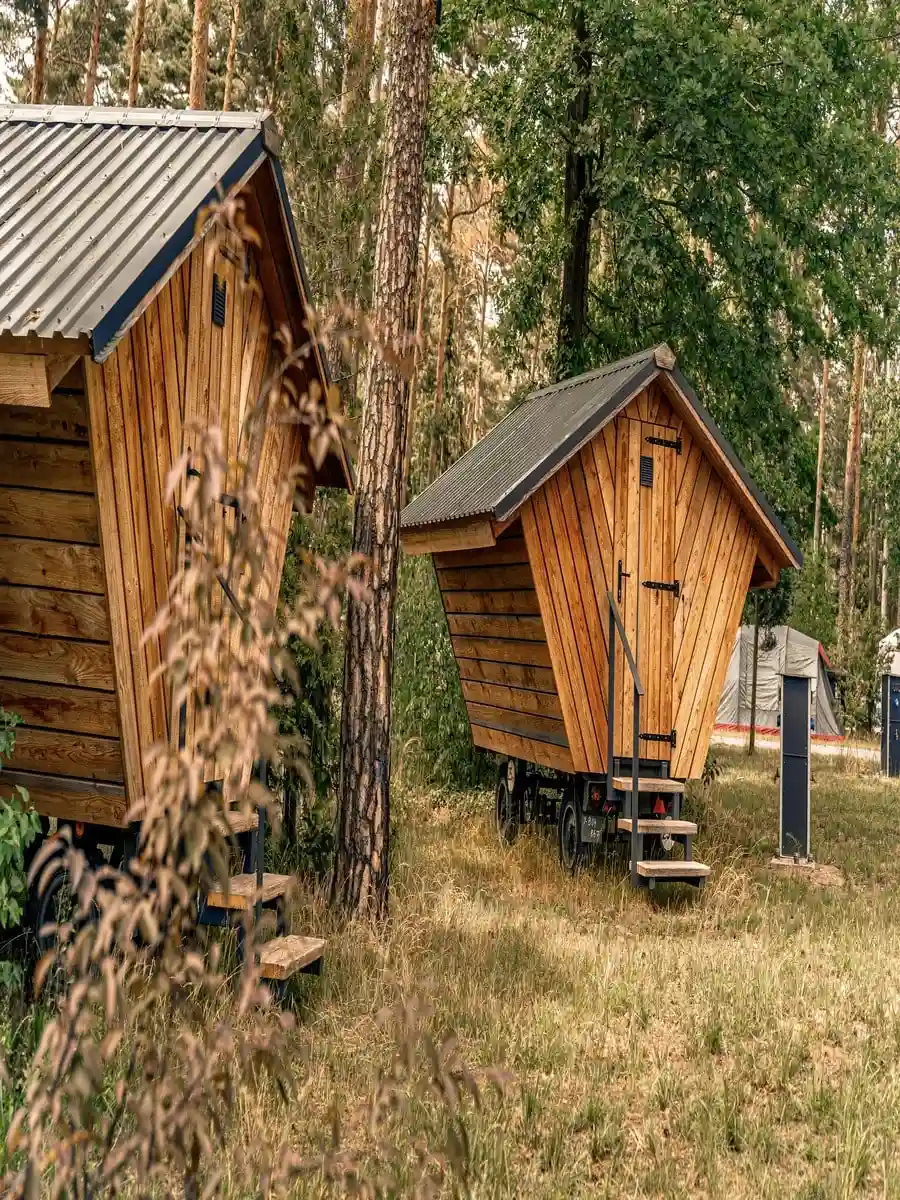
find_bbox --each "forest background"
[2,0,900,838]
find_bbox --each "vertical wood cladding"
[442,381,760,781]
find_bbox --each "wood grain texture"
[5,770,127,828]
[10,727,123,782]
[435,537,529,569]
[259,934,325,980]
[402,517,496,555]
[0,585,109,641]
[437,563,535,592]
[0,539,105,593]
[0,679,120,736]
[0,488,99,544]
[0,353,50,407]
[456,657,557,692]
[0,441,94,492]
[0,390,88,441]
[465,701,568,745]
[471,722,575,774]
[0,631,114,689]
[461,679,563,718]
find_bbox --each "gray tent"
[716,625,844,738]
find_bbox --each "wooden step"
[618,817,697,835]
[222,809,259,834]
[259,934,325,981]
[207,872,292,910]
[612,776,684,794]
[636,860,710,879]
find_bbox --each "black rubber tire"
[558,794,583,873]
[495,776,519,845]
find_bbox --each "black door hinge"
[640,729,677,748]
[642,578,681,599]
[646,435,682,454]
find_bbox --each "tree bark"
[83,0,105,105]
[188,0,212,109]
[748,597,760,757]
[556,1,597,379]
[882,531,890,626]
[333,0,434,919]
[126,0,147,105]
[812,354,829,556]
[31,0,49,103]
[838,336,866,625]
[222,0,240,111]
[402,185,434,502]
[335,0,377,300]
[471,234,492,446]
[432,179,456,423]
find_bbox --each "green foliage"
[0,709,39,992]
[791,550,838,652]
[833,610,886,733]
[392,555,492,789]
[448,0,900,522]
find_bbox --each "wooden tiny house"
[401,346,800,886]
[0,104,351,978]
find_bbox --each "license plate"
[580,814,606,844]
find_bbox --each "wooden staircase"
[612,777,710,888]
[201,792,325,991]
[605,592,711,890]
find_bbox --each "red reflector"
[652,797,666,816]
[74,821,85,838]
[590,785,601,803]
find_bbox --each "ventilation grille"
[212,274,227,327]
[640,455,654,487]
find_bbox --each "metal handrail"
[606,590,644,886]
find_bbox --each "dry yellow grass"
[216,748,900,1197]
[59,749,900,1196]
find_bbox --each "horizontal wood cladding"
[437,529,572,773]
[471,723,575,775]
[0,376,125,798]
[0,487,99,543]
[0,539,105,593]
[0,679,120,736]
[4,770,127,829]
[9,728,123,782]
[0,585,109,641]
[0,441,94,492]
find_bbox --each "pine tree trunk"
[83,0,105,104]
[333,0,434,919]
[556,1,596,379]
[189,0,212,109]
[126,0,147,104]
[812,355,829,556]
[748,597,760,756]
[471,236,492,445]
[335,0,377,299]
[881,531,890,625]
[402,186,433,501]
[432,180,456,423]
[222,0,240,111]
[31,1,49,102]
[838,336,866,625]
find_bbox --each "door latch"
[617,559,631,603]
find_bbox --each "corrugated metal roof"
[402,348,658,528]
[401,345,801,567]
[0,105,278,358]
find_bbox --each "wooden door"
[613,418,677,761]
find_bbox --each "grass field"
[7,747,900,1197]
[252,747,900,1199]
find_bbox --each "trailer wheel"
[558,794,583,873]
[495,775,519,845]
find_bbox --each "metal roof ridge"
[0,104,270,132]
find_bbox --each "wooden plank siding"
[0,375,125,793]
[435,528,575,774]
[429,382,774,780]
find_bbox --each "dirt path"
[711,729,879,761]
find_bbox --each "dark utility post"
[779,674,811,860]
[881,675,900,777]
